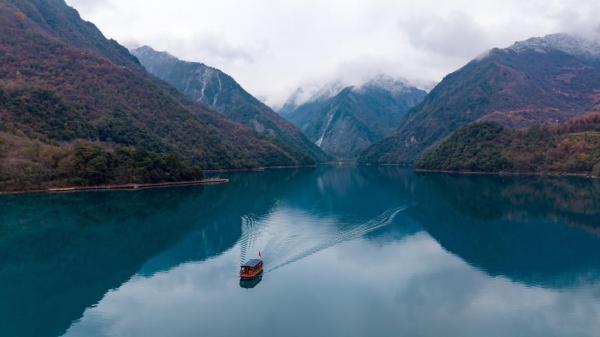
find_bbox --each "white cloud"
[65,0,600,107]
[397,10,491,60]
[129,33,269,65]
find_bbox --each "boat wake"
[238,203,416,274]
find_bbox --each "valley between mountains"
[1,0,600,191]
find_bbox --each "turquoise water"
[1,166,600,337]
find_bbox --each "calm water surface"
[1,166,600,337]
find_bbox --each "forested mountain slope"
[415,113,600,176]
[0,0,317,190]
[360,34,600,164]
[132,46,330,163]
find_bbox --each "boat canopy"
[241,259,262,268]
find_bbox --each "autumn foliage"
[360,42,600,165]
[0,0,316,190]
[416,113,600,176]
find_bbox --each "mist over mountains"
[279,75,427,158]
[359,33,600,165]
[0,0,331,190]
[131,43,429,160]
[2,0,600,189]
[131,46,330,164]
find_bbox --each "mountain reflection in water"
[1,166,600,337]
[414,172,600,288]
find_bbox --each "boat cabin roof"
[241,259,262,268]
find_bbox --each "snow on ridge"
[355,74,412,94]
[305,75,414,103]
[508,33,600,59]
[308,79,347,103]
[278,74,424,112]
[278,81,342,112]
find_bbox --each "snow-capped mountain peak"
[276,81,346,114]
[508,33,600,60]
[308,79,347,103]
[356,74,412,94]
[277,75,424,113]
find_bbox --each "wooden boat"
[240,259,263,278]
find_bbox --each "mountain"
[276,87,307,117]
[0,0,321,190]
[415,113,600,176]
[130,46,330,163]
[359,33,600,164]
[281,75,427,158]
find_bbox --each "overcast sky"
[65,0,600,107]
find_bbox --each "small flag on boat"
[258,250,262,257]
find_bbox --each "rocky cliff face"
[359,33,600,165]
[132,46,330,163]
[281,75,427,158]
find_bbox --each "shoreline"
[5,164,596,196]
[0,178,229,196]
[1,163,325,196]
[204,164,320,174]
[414,168,599,179]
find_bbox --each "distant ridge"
[509,33,600,60]
[280,75,426,158]
[131,46,330,163]
[0,0,325,190]
[359,33,600,165]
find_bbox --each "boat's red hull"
[240,266,263,278]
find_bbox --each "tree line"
[416,113,600,176]
[0,137,203,191]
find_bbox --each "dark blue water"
[1,166,600,337]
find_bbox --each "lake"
[1,166,600,337]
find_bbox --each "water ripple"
[237,203,417,273]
